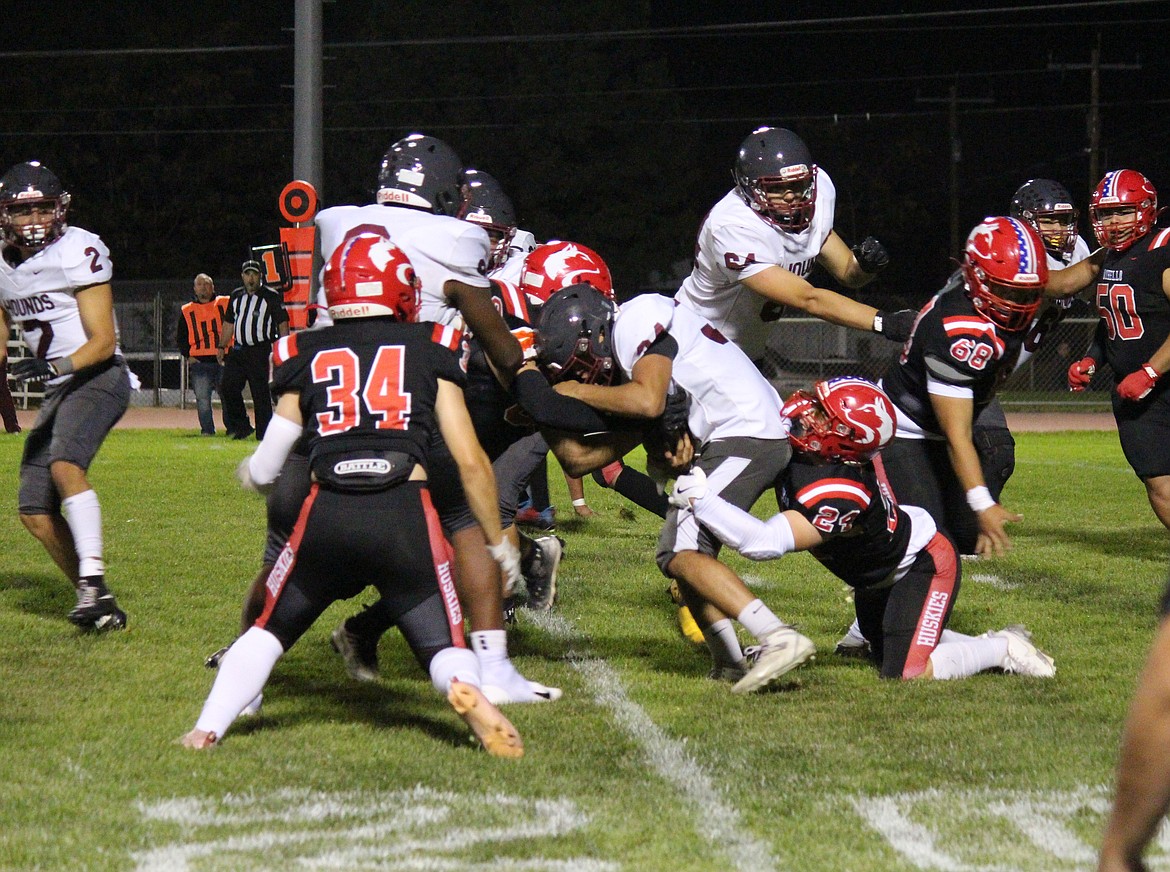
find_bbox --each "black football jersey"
[270,318,467,471]
[1096,228,1170,379]
[780,455,911,588]
[882,274,1026,435]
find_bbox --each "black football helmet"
[733,126,817,233]
[0,161,71,250]
[375,134,468,217]
[1009,178,1079,263]
[534,283,618,385]
[462,168,517,271]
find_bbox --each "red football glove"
[1067,357,1096,392]
[1118,363,1162,401]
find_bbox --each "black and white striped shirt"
[223,285,288,347]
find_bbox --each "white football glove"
[669,467,708,509]
[236,455,273,495]
[488,539,523,596]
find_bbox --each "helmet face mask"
[962,216,1048,332]
[323,231,421,322]
[733,126,817,233]
[0,161,70,251]
[782,377,896,464]
[1091,169,1158,252]
[375,134,468,217]
[534,283,618,386]
[1009,178,1079,262]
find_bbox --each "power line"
[0,2,1165,58]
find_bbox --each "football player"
[1069,169,1170,533]
[181,234,523,757]
[674,125,916,368]
[0,161,133,632]
[670,377,1055,680]
[879,216,1058,558]
[514,285,816,693]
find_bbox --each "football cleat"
[204,645,231,669]
[667,580,706,646]
[523,535,563,611]
[447,680,524,758]
[179,729,218,750]
[987,625,1056,678]
[732,626,816,694]
[68,580,126,632]
[482,679,563,705]
[515,505,556,531]
[833,620,872,659]
[330,619,380,682]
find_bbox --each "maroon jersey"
[271,318,466,484]
[1096,227,1170,380]
[882,274,1026,436]
[780,455,910,588]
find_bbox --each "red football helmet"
[961,216,1048,332]
[520,241,614,304]
[323,230,420,322]
[782,377,896,464]
[1090,169,1159,252]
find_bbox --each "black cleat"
[69,581,127,632]
[523,535,563,612]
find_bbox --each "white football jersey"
[675,170,837,362]
[612,294,788,445]
[1014,233,1092,369]
[316,204,492,328]
[0,226,122,380]
[490,228,537,285]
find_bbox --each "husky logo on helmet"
[782,377,896,464]
[375,134,469,217]
[462,168,517,272]
[521,241,614,305]
[323,229,420,322]
[533,283,618,385]
[1090,169,1159,253]
[0,161,71,251]
[962,216,1047,332]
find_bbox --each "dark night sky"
[5,0,1169,303]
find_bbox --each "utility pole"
[292,0,323,196]
[917,85,993,255]
[1048,36,1140,191]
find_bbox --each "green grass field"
[0,427,1166,871]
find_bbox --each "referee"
[216,260,289,439]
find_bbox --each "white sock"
[429,647,481,694]
[737,599,784,641]
[194,627,284,736]
[61,490,104,578]
[703,618,744,666]
[928,630,1008,680]
[470,629,508,666]
[844,618,868,644]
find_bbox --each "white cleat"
[707,661,748,683]
[988,625,1056,678]
[732,626,816,695]
[482,679,563,705]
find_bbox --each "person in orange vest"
[176,273,229,435]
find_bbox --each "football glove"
[873,309,916,343]
[669,467,709,509]
[488,539,523,596]
[1067,357,1096,392]
[852,236,890,274]
[1118,363,1161,401]
[10,358,58,383]
[661,386,691,438]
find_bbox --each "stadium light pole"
[293,0,323,196]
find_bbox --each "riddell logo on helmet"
[778,164,809,180]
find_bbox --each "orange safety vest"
[180,296,231,359]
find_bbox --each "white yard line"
[530,610,781,872]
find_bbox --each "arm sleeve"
[511,369,626,434]
[691,491,797,560]
[1084,318,1107,361]
[247,413,304,486]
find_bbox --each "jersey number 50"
[311,346,411,436]
[1097,283,1145,341]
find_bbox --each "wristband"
[571,498,588,507]
[965,486,995,513]
[51,357,74,376]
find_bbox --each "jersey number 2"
[311,346,411,435]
